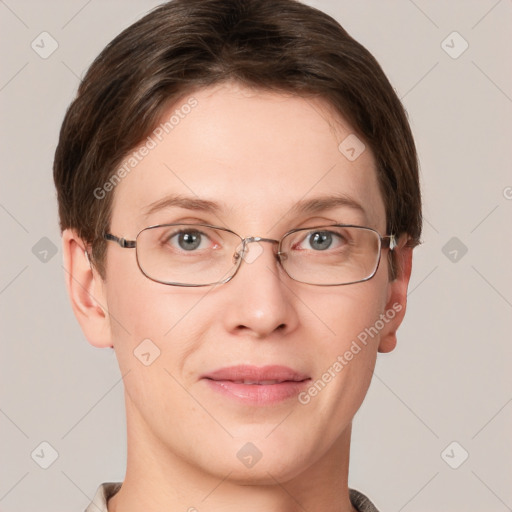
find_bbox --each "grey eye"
[164,230,207,251]
[177,231,202,250]
[308,231,333,251]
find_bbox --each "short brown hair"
[53,0,422,277]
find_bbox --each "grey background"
[1,1,511,511]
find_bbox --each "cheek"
[105,272,213,431]
[103,262,229,467]
[104,251,214,378]
[316,277,389,350]
[304,281,388,402]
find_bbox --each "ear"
[378,237,413,353]
[61,229,113,348]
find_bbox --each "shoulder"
[349,488,381,512]
[84,482,122,512]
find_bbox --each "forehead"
[110,82,386,234]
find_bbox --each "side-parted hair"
[53,0,422,277]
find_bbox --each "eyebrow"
[143,193,367,219]
[288,194,367,218]
[143,195,222,217]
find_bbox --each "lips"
[202,365,310,383]
[201,365,311,405]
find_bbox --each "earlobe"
[61,229,113,348]
[378,239,413,354]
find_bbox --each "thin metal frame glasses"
[104,223,396,287]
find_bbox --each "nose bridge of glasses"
[233,236,280,263]
[244,236,279,245]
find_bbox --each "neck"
[108,393,358,512]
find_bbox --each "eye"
[164,228,213,252]
[293,229,348,252]
[307,231,334,251]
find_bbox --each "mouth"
[201,365,311,405]
[221,379,298,385]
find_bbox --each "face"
[83,82,408,484]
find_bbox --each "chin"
[217,458,307,486]
[201,435,314,484]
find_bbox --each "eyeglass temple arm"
[104,233,137,249]
[382,235,397,251]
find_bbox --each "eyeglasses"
[104,223,396,287]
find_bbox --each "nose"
[222,238,299,339]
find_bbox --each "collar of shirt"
[84,482,380,512]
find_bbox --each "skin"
[62,82,412,512]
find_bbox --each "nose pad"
[241,241,265,264]
[233,241,246,265]
[232,238,281,269]
[277,251,288,263]
[233,240,266,265]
